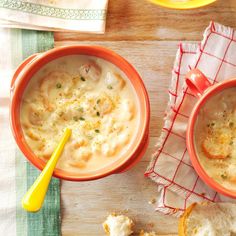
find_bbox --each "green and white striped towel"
[0,29,60,236]
[0,0,108,33]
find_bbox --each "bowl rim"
[186,78,236,198]
[10,45,150,181]
[148,0,216,10]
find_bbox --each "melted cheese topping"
[20,56,139,173]
[194,87,236,191]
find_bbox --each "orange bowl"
[10,45,150,181]
[186,69,236,198]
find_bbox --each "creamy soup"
[20,55,139,173]
[194,87,236,191]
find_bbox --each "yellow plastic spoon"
[22,128,72,212]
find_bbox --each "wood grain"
[61,138,178,236]
[54,0,236,42]
[56,0,236,235]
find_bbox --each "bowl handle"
[185,69,211,98]
[10,53,39,91]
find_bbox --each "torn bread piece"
[179,202,236,236]
[103,213,134,236]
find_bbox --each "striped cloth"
[146,22,236,216]
[0,29,60,235]
[0,0,108,33]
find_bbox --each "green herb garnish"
[221,173,227,179]
[95,129,100,133]
[107,85,113,90]
[73,116,78,121]
[97,99,101,104]
[78,107,84,113]
[80,76,86,82]
[56,83,62,88]
[96,111,100,116]
[79,117,85,121]
[87,135,93,140]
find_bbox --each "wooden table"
[55,1,236,235]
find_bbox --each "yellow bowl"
[149,0,216,9]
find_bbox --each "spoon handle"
[22,128,72,212]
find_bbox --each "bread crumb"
[148,198,156,205]
[147,222,154,228]
[200,192,206,197]
[122,209,129,214]
[139,230,158,236]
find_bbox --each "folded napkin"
[146,22,236,216]
[0,0,108,33]
[0,29,60,235]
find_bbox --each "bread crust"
[178,203,197,236]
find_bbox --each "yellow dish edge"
[148,0,217,10]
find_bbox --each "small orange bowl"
[186,69,236,198]
[10,45,150,181]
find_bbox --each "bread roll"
[179,202,236,236]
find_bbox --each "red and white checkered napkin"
[145,22,236,216]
